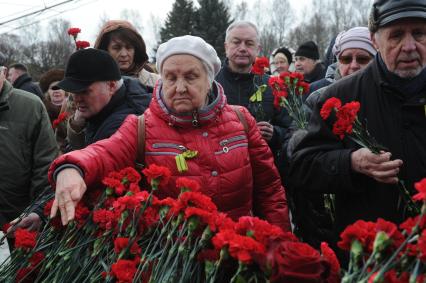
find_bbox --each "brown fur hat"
[39,69,65,93]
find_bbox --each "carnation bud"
[350,239,363,263]
[373,231,390,254]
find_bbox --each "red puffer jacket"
[48,81,290,231]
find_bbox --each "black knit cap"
[273,47,293,64]
[58,48,121,93]
[295,41,319,60]
[369,0,426,32]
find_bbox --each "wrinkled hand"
[351,148,402,184]
[50,168,87,225]
[7,213,41,235]
[257,121,274,142]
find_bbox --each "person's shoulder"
[321,64,373,102]
[12,88,43,105]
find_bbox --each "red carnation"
[338,220,376,252]
[15,228,37,251]
[297,81,310,95]
[268,241,329,283]
[184,207,214,230]
[103,177,126,196]
[320,97,342,120]
[76,40,90,50]
[67,27,81,37]
[176,177,200,192]
[120,167,142,184]
[176,191,217,214]
[320,242,340,283]
[114,237,141,256]
[332,101,360,139]
[28,251,45,267]
[142,164,171,188]
[375,218,405,250]
[110,259,137,283]
[93,209,115,230]
[75,203,90,227]
[113,195,141,212]
[235,216,285,245]
[16,267,36,283]
[252,57,269,76]
[52,111,69,129]
[413,178,426,202]
[2,222,11,234]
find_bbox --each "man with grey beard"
[288,0,426,250]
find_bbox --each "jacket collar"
[221,59,254,81]
[375,53,426,99]
[0,80,13,112]
[150,79,226,128]
[12,73,32,89]
[87,83,127,125]
[304,63,325,83]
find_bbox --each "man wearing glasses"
[288,0,426,254]
[0,52,58,251]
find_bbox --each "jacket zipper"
[215,143,248,155]
[152,143,187,151]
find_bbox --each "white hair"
[225,21,260,43]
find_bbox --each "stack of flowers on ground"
[0,165,340,283]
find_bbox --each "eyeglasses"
[339,55,372,65]
[50,85,61,90]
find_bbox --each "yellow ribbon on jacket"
[249,85,267,103]
[175,150,198,173]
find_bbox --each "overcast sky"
[0,0,310,56]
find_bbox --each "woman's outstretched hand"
[50,168,87,225]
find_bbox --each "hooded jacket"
[94,20,159,89]
[49,81,290,231]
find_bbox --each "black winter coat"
[215,61,293,154]
[289,57,426,241]
[13,73,44,100]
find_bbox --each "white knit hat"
[156,35,221,83]
[332,27,377,58]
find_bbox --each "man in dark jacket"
[289,0,426,253]
[61,48,151,151]
[215,21,292,157]
[7,63,43,100]
[0,53,58,251]
[294,41,326,83]
[9,48,151,234]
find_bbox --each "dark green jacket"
[0,80,58,225]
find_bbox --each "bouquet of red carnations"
[0,164,341,283]
[338,178,426,283]
[320,97,420,215]
[268,72,310,129]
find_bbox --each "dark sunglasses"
[50,85,61,90]
[339,55,372,65]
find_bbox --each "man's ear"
[371,32,379,50]
[107,80,118,94]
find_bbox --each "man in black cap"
[294,41,326,83]
[58,48,151,151]
[7,48,151,234]
[289,0,426,253]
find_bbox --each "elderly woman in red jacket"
[50,35,290,231]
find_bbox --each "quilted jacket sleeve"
[239,106,291,231]
[48,115,139,188]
